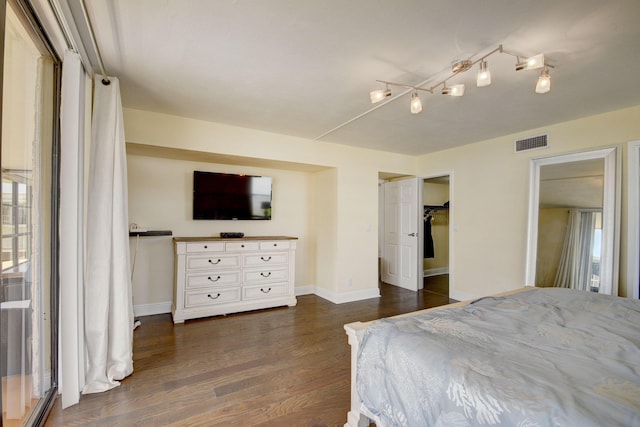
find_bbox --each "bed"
[344,287,640,427]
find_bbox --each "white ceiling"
[77,0,640,156]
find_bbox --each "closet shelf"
[424,202,449,213]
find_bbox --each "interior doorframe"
[627,140,640,299]
[419,171,454,292]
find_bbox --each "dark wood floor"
[45,280,452,427]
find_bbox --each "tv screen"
[193,171,272,220]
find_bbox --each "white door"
[382,178,420,291]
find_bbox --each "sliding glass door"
[1,0,59,425]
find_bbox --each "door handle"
[408,232,417,237]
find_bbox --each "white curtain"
[59,50,86,407]
[83,75,134,394]
[554,209,597,291]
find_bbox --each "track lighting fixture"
[369,44,554,114]
[477,61,491,87]
[535,68,551,94]
[410,92,422,114]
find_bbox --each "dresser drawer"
[184,287,241,308]
[225,241,260,252]
[186,242,224,253]
[259,241,290,250]
[243,252,288,267]
[243,283,288,300]
[186,254,240,270]
[244,267,288,284]
[186,271,241,289]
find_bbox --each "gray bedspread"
[356,288,640,426]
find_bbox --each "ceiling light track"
[369,44,555,114]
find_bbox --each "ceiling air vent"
[515,134,548,152]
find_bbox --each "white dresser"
[172,236,297,323]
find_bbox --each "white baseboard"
[133,285,381,318]
[423,267,449,277]
[297,283,381,304]
[313,286,380,304]
[134,301,172,317]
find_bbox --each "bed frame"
[343,288,531,427]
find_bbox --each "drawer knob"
[241,244,245,248]
[260,272,272,278]
[208,259,221,265]
[208,276,221,282]
[204,245,208,249]
[261,256,272,262]
[273,243,277,247]
[207,293,221,300]
[260,287,272,293]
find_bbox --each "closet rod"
[79,0,110,85]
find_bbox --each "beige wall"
[124,108,417,310]
[417,105,640,299]
[127,154,316,307]
[311,168,337,294]
[125,104,640,310]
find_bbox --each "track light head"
[370,87,391,104]
[450,84,465,97]
[516,53,545,71]
[442,83,465,97]
[477,61,491,87]
[535,68,551,94]
[410,92,422,114]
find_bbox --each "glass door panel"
[2,1,57,425]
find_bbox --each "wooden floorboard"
[45,282,452,426]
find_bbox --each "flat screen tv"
[193,171,272,220]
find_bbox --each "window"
[2,173,32,270]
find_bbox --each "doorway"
[378,174,452,299]
[422,176,450,298]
